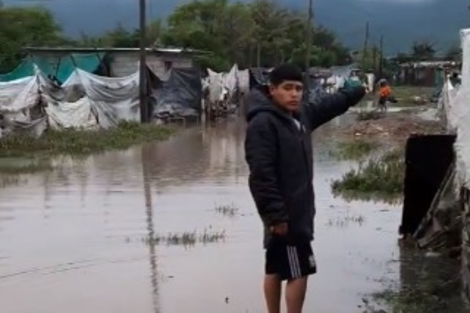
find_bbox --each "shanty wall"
[110,52,193,78]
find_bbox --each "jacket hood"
[245,86,293,122]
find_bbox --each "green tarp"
[0,53,104,82]
[343,78,363,89]
[0,59,34,82]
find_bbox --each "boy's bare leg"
[285,277,308,313]
[264,274,282,313]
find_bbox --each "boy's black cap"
[268,63,303,85]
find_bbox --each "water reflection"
[0,116,456,313]
[142,144,159,313]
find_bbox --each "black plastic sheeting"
[399,134,456,237]
[151,68,202,118]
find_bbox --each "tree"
[0,1,353,74]
[161,0,350,70]
[445,44,461,62]
[411,40,435,61]
[0,6,64,72]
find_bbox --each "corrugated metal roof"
[400,60,460,68]
[23,46,208,54]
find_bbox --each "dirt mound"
[338,114,445,143]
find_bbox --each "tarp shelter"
[249,67,271,89]
[151,68,202,118]
[306,75,328,101]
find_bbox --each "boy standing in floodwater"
[244,64,365,313]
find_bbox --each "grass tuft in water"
[0,175,26,188]
[0,121,174,158]
[327,214,365,227]
[142,229,226,246]
[0,158,53,174]
[331,148,404,197]
[332,139,379,160]
[214,203,239,217]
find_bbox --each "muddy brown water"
[0,116,461,313]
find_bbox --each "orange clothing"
[379,86,391,98]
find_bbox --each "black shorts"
[265,239,316,280]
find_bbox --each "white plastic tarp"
[0,76,39,122]
[452,28,470,188]
[72,69,140,128]
[366,73,375,92]
[237,69,249,92]
[207,68,224,102]
[224,64,238,93]
[45,97,98,130]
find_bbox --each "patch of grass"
[331,149,404,197]
[141,229,226,246]
[332,139,379,160]
[0,121,174,158]
[214,203,239,217]
[335,190,402,205]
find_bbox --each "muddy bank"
[336,111,445,144]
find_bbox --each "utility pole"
[379,34,384,79]
[305,0,313,92]
[362,21,369,70]
[256,43,260,68]
[372,45,377,72]
[139,0,148,123]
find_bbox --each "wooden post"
[305,0,313,92]
[379,35,384,79]
[362,21,369,70]
[139,0,148,123]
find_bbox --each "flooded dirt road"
[0,117,415,312]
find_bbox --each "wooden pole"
[139,0,148,123]
[379,34,384,79]
[305,0,313,92]
[362,21,369,70]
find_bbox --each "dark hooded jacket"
[245,86,364,247]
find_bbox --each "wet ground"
[0,116,463,313]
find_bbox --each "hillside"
[2,0,467,53]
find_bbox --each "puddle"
[0,115,462,313]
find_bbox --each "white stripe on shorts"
[286,246,302,278]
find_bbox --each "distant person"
[450,71,461,86]
[377,79,397,112]
[244,64,365,313]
